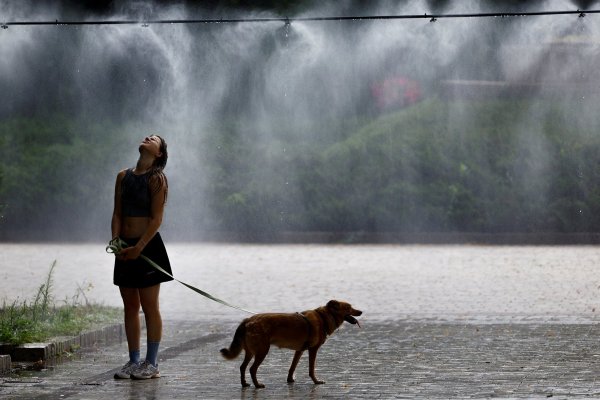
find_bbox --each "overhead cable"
[1,9,598,27]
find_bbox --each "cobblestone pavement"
[3,319,600,399]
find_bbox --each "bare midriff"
[120,216,151,239]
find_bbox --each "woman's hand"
[117,245,142,261]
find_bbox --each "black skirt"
[113,232,174,288]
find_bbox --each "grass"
[0,261,122,345]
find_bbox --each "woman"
[110,135,173,380]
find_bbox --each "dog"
[220,300,362,388]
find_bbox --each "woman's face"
[139,135,163,158]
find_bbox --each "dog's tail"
[220,321,246,359]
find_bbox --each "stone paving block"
[0,355,10,375]
[11,343,50,362]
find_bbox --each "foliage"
[203,97,600,234]
[0,116,129,239]
[2,96,600,238]
[0,261,121,345]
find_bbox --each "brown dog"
[220,300,362,388]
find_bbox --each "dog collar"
[315,309,333,337]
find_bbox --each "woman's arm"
[111,170,126,240]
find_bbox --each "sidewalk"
[2,318,600,399]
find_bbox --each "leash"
[106,237,256,315]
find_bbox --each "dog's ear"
[326,300,340,311]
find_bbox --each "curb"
[0,323,125,375]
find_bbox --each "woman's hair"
[152,135,168,171]
[149,135,168,203]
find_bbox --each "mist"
[1,0,600,241]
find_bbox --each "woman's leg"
[139,284,162,366]
[119,287,141,360]
[139,284,162,342]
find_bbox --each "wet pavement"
[2,244,600,398]
[3,319,600,399]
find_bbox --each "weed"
[0,261,121,345]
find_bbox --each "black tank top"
[121,168,151,217]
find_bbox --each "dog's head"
[326,300,362,327]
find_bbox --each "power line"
[1,9,598,28]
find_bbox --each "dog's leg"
[250,348,269,388]
[240,351,252,388]
[287,350,304,383]
[308,347,325,384]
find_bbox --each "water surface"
[1,243,598,323]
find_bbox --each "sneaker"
[130,360,160,380]
[114,361,139,379]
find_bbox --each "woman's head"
[139,135,169,200]
[140,135,168,171]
